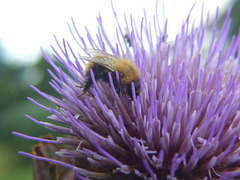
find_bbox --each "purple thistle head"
[13,2,240,180]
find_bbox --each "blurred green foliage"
[0,55,60,180]
[229,0,240,37]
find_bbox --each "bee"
[79,49,140,99]
[124,32,132,47]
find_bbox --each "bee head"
[127,79,140,99]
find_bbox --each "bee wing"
[86,49,117,59]
[80,49,118,72]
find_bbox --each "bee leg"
[77,80,93,97]
[126,84,133,100]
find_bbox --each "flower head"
[13,2,240,180]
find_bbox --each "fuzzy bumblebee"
[79,49,140,99]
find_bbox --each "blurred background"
[0,0,239,179]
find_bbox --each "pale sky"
[0,0,234,66]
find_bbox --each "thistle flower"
[13,2,240,180]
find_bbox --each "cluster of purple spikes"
[13,2,240,180]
